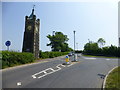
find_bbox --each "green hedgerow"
[2,51,35,69]
[39,51,69,59]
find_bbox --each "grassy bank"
[82,54,118,58]
[105,66,120,89]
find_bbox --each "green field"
[105,66,120,89]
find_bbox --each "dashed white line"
[84,58,96,60]
[106,59,110,60]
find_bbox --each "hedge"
[2,51,69,69]
[39,51,68,59]
[83,45,120,57]
[2,51,35,69]
[0,51,2,69]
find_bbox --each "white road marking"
[43,71,47,74]
[32,68,53,77]
[56,64,62,67]
[67,63,73,67]
[32,75,36,78]
[106,59,110,60]
[59,64,65,67]
[106,59,118,61]
[44,68,54,72]
[54,65,61,71]
[84,58,96,60]
[57,64,65,69]
[32,63,76,79]
[32,66,62,79]
[38,74,47,79]
[38,68,58,79]
[17,82,21,86]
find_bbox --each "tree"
[47,32,72,52]
[97,38,106,48]
[83,42,99,55]
[83,38,120,57]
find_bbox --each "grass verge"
[82,54,118,58]
[105,66,120,89]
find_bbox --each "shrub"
[75,50,83,53]
[2,51,35,69]
[39,51,68,59]
[83,44,120,57]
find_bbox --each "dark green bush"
[39,51,68,59]
[2,51,35,69]
[83,44,120,57]
[118,47,120,57]
[75,50,83,53]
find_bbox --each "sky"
[1,1,118,52]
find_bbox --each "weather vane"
[33,5,35,9]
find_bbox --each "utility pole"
[73,31,76,61]
[76,43,78,51]
[76,42,78,57]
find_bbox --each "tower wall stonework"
[22,9,40,58]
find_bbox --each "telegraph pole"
[76,43,78,51]
[73,31,76,61]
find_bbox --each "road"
[2,54,118,88]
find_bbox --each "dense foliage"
[2,51,35,69]
[2,50,69,69]
[83,42,99,55]
[0,51,2,69]
[75,50,83,53]
[47,32,73,52]
[83,42,120,57]
[39,51,69,59]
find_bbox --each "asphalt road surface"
[2,54,118,88]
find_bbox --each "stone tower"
[22,7,40,58]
